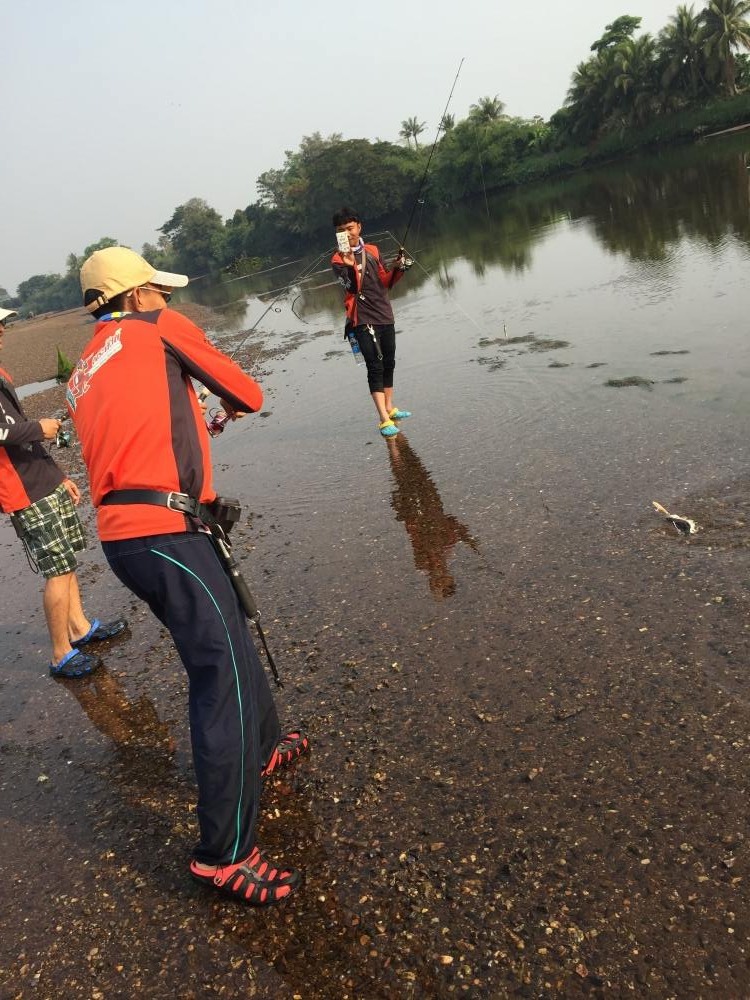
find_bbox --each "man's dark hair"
[84,289,128,319]
[332,207,361,228]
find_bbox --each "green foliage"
[139,238,174,271]
[659,6,710,102]
[399,117,427,149]
[256,133,420,240]
[13,237,120,317]
[56,347,75,382]
[431,115,559,202]
[66,237,119,277]
[699,0,750,93]
[558,1,750,142]
[16,273,67,316]
[159,198,226,275]
[468,95,507,124]
[591,16,642,53]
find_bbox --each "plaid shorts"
[11,481,86,578]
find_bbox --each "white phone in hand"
[335,231,350,254]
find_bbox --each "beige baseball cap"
[0,307,18,323]
[80,246,189,313]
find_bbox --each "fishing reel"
[197,384,229,437]
[55,427,72,448]
[395,248,414,271]
[207,408,230,437]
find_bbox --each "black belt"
[100,489,204,519]
[100,487,281,687]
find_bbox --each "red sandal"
[190,846,301,906]
[261,730,310,778]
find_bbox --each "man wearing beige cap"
[0,306,127,677]
[69,246,308,906]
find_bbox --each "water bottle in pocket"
[347,331,365,365]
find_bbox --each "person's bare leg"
[67,573,92,644]
[44,573,76,664]
[371,390,391,423]
[383,387,394,417]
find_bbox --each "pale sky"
[2,0,686,293]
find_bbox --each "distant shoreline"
[1,302,223,389]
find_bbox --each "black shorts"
[353,324,396,393]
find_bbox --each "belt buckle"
[166,491,193,515]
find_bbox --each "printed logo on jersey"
[67,330,123,411]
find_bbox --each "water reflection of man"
[58,666,175,754]
[386,434,477,599]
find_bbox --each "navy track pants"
[103,531,280,865]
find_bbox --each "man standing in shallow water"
[69,246,309,906]
[0,306,127,677]
[331,207,412,437]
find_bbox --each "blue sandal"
[50,648,102,678]
[388,408,412,420]
[72,618,128,647]
[379,420,399,437]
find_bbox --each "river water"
[3,135,750,997]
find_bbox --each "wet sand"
[2,307,750,998]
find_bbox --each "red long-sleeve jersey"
[67,309,263,541]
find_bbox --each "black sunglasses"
[140,285,172,303]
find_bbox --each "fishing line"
[197,226,412,374]
[385,230,484,335]
[272,230,400,320]
[207,251,329,365]
[247,265,331,302]
[218,254,313,287]
[384,228,552,401]
[206,252,348,314]
[197,250,330,427]
[474,129,491,220]
[397,57,464,251]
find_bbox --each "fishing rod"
[192,252,332,687]
[198,250,329,434]
[393,57,464,265]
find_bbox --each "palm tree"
[566,53,616,139]
[614,34,659,127]
[700,0,750,94]
[468,95,506,124]
[439,113,455,132]
[659,5,709,100]
[399,116,427,149]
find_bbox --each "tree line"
[3,2,750,317]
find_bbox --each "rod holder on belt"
[213,534,259,619]
[211,530,283,687]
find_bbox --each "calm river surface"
[3,135,750,998]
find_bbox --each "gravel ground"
[2,308,750,998]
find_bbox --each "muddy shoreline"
[2,309,750,997]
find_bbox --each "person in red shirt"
[0,306,127,677]
[331,207,412,437]
[70,247,308,906]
